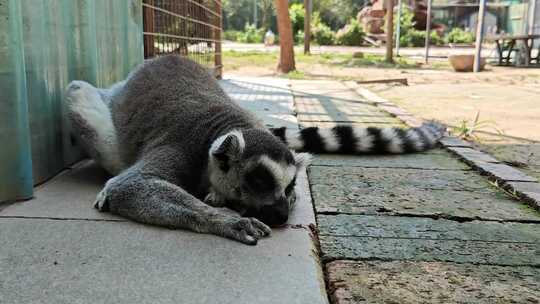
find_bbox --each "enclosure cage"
[142,0,223,78]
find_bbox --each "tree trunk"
[274,0,295,73]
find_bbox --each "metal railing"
[143,0,222,78]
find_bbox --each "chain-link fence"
[143,0,222,77]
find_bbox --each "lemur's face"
[208,130,310,227]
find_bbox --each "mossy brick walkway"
[289,80,540,304]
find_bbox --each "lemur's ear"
[210,130,245,171]
[293,152,311,170]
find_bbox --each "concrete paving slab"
[0,218,327,304]
[0,76,327,304]
[505,181,540,210]
[447,146,501,164]
[319,235,540,266]
[308,167,540,221]
[311,150,468,170]
[326,261,540,304]
[300,121,406,128]
[295,97,387,117]
[235,99,295,115]
[309,166,495,193]
[471,161,538,182]
[439,136,474,148]
[317,214,540,243]
[297,113,400,124]
[256,113,300,130]
[1,161,120,221]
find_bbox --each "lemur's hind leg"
[65,81,124,175]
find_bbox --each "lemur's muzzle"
[245,197,289,227]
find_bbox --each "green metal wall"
[0,0,144,203]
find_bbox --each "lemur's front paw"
[94,178,115,212]
[94,187,109,211]
[215,216,272,245]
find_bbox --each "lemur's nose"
[258,199,289,227]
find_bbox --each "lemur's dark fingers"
[224,229,258,245]
[234,218,271,239]
[248,218,272,237]
[216,217,271,245]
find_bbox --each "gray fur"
[66,55,443,245]
[66,55,304,245]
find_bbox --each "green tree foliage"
[315,0,367,29]
[311,12,336,45]
[223,0,277,31]
[390,6,442,47]
[336,18,365,46]
[445,27,475,44]
[238,24,265,43]
[289,3,305,35]
[223,0,367,32]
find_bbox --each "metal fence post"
[424,0,432,64]
[215,0,223,78]
[395,0,402,56]
[474,0,487,72]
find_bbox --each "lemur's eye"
[285,176,296,196]
[245,164,275,192]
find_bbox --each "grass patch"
[223,50,278,71]
[223,50,442,79]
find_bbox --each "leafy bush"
[224,30,242,41]
[430,31,444,46]
[312,23,336,45]
[400,29,443,47]
[289,3,305,36]
[445,27,475,44]
[237,24,264,43]
[390,7,442,47]
[335,18,365,46]
[311,12,336,45]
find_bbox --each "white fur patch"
[381,128,403,154]
[66,81,123,174]
[259,156,296,195]
[406,129,424,151]
[285,130,305,150]
[417,126,435,146]
[293,152,312,170]
[318,128,340,152]
[352,127,374,152]
[209,129,245,156]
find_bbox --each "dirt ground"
[224,59,540,180]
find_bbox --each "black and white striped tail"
[270,122,446,154]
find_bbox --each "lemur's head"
[208,129,310,227]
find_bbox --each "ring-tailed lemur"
[65,55,445,245]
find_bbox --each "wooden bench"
[487,34,540,67]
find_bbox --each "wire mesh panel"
[143,0,222,77]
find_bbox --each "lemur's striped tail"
[270,122,446,154]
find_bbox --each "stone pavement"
[290,79,540,304]
[0,77,328,304]
[2,76,539,304]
